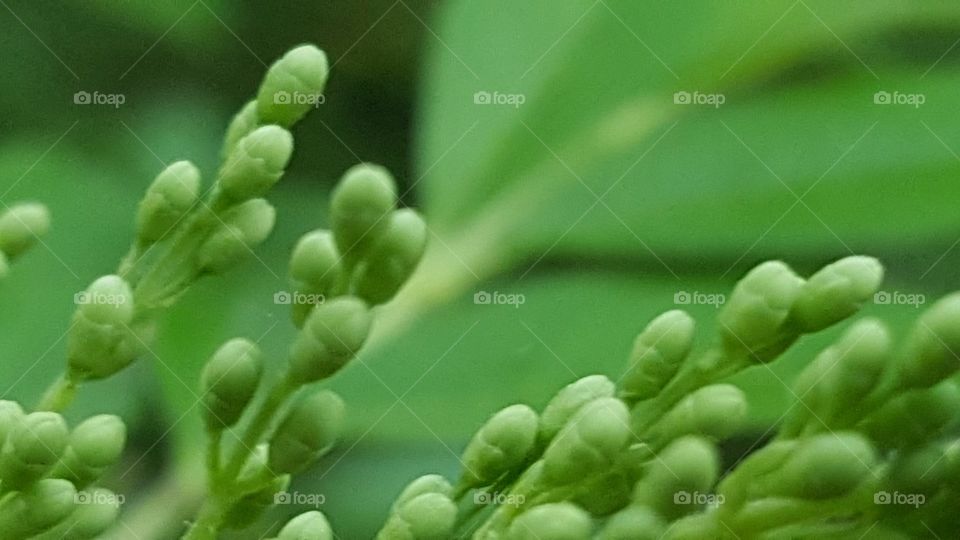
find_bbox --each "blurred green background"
[2,1,960,537]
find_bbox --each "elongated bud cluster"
[0,479,77,537]
[598,506,666,540]
[222,100,259,160]
[218,125,294,201]
[53,414,126,488]
[274,511,334,540]
[644,384,746,447]
[0,412,69,489]
[763,432,877,499]
[460,404,538,488]
[543,397,631,485]
[0,202,50,259]
[289,230,341,327]
[288,297,372,383]
[67,275,138,380]
[390,475,453,514]
[268,390,344,474]
[505,502,592,540]
[198,198,276,274]
[136,160,201,245]
[859,382,960,449]
[377,491,457,540]
[789,256,884,332]
[633,436,719,520]
[539,375,615,444]
[330,163,397,264]
[352,209,428,305]
[200,338,263,430]
[899,292,960,389]
[620,310,695,403]
[256,44,330,128]
[718,261,805,362]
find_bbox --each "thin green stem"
[206,430,222,481]
[222,373,298,482]
[35,373,78,412]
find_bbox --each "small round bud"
[633,436,719,520]
[789,256,884,332]
[198,198,276,274]
[377,492,458,540]
[543,397,631,485]
[620,310,696,402]
[461,404,538,487]
[54,414,126,488]
[773,432,877,499]
[0,400,25,445]
[222,100,259,160]
[289,296,372,383]
[269,390,345,474]
[391,475,453,513]
[353,209,427,305]
[330,164,397,263]
[67,275,138,380]
[200,338,263,429]
[900,292,960,389]
[645,384,747,447]
[0,412,69,489]
[0,202,50,258]
[257,44,330,127]
[598,506,666,540]
[136,160,201,244]
[718,261,805,362]
[861,381,960,449]
[505,502,591,540]
[0,478,77,537]
[539,375,615,444]
[76,275,135,325]
[218,125,293,201]
[291,229,341,291]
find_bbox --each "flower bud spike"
[505,502,592,540]
[222,100,260,160]
[899,292,960,389]
[67,275,138,380]
[620,309,696,403]
[288,296,372,383]
[198,198,276,274]
[268,390,345,475]
[0,202,50,259]
[53,414,126,488]
[539,374,615,445]
[542,397,631,485]
[460,404,538,488]
[217,125,293,201]
[257,44,330,128]
[0,411,69,489]
[376,492,457,540]
[789,256,884,333]
[200,338,263,430]
[353,209,428,305]
[329,163,397,265]
[136,160,201,245]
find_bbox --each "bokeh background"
[2,1,960,537]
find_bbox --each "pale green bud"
[67,275,138,380]
[290,229,341,327]
[391,474,453,514]
[789,256,884,332]
[218,125,293,201]
[0,400,24,445]
[770,432,877,499]
[75,274,135,325]
[0,202,50,258]
[377,493,457,540]
[633,436,719,520]
[289,296,372,383]
[644,384,747,447]
[543,397,631,485]
[223,474,289,531]
[136,160,201,244]
[620,310,695,403]
[53,414,126,488]
[539,375,615,444]
[353,209,427,305]
[718,261,805,362]
[198,198,276,274]
[222,100,259,160]
[330,163,397,263]
[276,510,334,540]
[900,292,960,389]
[461,404,538,487]
[269,390,345,474]
[505,502,592,540]
[860,381,960,449]
[257,44,330,127]
[571,466,634,517]
[0,479,77,537]
[0,412,69,489]
[200,338,263,429]
[598,506,665,540]
[887,443,950,496]
[36,487,121,540]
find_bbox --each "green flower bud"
[461,404,538,488]
[198,198,276,274]
[0,478,77,537]
[377,492,457,540]
[353,209,427,305]
[619,310,696,403]
[718,261,805,362]
[505,502,591,540]
[275,510,334,540]
[269,390,345,474]
[222,100,259,160]
[539,375,615,444]
[289,229,341,327]
[330,163,397,263]
[644,384,747,448]
[543,397,631,485]
[598,506,666,540]
[571,466,634,516]
[0,202,50,258]
[257,44,330,128]
[633,436,719,520]
[900,292,960,389]
[887,443,951,496]
[38,487,121,540]
[860,381,960,449]
[218,125,293,201]
[223,474,289,531]
[288,296,372,383]
[789,256,884,332]
[200,338,263,429]
[53,414,126,488]
[136,160,201,245]
[0,400,25,445]
[0,412,69,489]
[392,474,453,513]
[769,432,877,499]
[67,275,138,380]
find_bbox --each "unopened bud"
[288,297,372,383]
[218,125,293,201]
[0,202,50,258]
[461,404,538,487]
[198,198,276,274]
[269,390,345,474]
[620,310,695,402]
[257,45,330,127]
[136,160,201,244]
[201,338,263,429]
